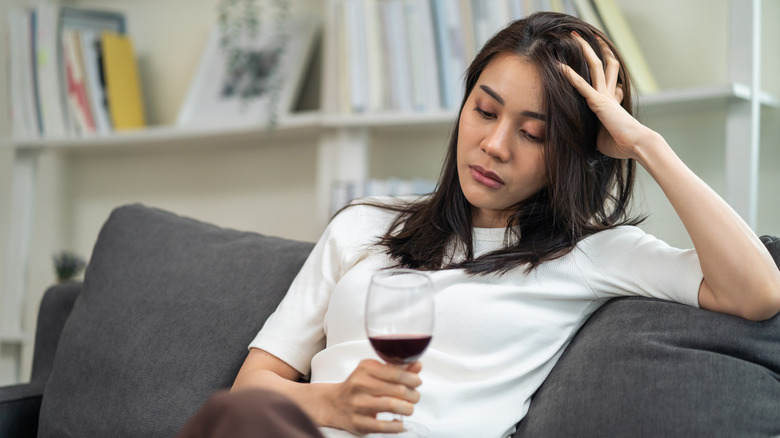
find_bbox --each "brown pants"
[176,389,325,438]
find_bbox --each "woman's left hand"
[559,33,655,161]
[560,35,780,321]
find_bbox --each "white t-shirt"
[249,198,703,438]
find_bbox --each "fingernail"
[571,31,581,38]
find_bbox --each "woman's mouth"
[470,165,504,189]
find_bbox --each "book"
[403,0,436,112]
[430,0,468,110]
[410,0,442,112]
[562,0,579,16]
[101,31,146,130]
[321,0,342,114]
[6,7,41,138]
[59,7,126,135]
[572,0,607,33]
[379,0,413,111]
[334,1,352,114]
[62,29,97,135]
[344,0,370,113]
[79,29,113,134]
[364,0,387,112]
[60,6,126,34]
[459,0,477,61]
[591,0,659,94]
[329,177,436,216]
[35,3,71,138]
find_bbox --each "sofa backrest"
[37,204,315,438]
[514,235,780,437]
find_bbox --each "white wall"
[0,0,778,383]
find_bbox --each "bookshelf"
[0,0,776,385]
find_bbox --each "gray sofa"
[1,204,779,437]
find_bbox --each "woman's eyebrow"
[479,85,546,121]
[480,84,505,105]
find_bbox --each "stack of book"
[324,0,658,116]
[330,178,437,216]
[6,5,146,140]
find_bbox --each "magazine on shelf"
[176,15,321,127]
[330,178,436,217]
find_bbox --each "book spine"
[35,3,71,138]
[7,7,41,138]
[345,0,370,113]
[79,28,112,134]
[62,29,97,134]
[101,31,146,130]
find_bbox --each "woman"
[182,11,780,438]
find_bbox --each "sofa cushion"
[38,204,314,438]
[516,277,780,436]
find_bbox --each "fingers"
[571,31,605,91]
[352,415,405,435]
[332,360,423,434]
[599,37,620,97]
[559,62,600,103]
[569,32,623,104]
[348,359,422,408]
[404,360,423,374]
[360,359,422,390]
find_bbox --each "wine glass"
[365,269,435,437]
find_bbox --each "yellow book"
[101,31,146,130]
[591,0,659,94]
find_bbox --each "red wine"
[369,334,432,365]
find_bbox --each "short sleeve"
[574,226,703,307]
[247,199,400,376]
[248,205,368,376]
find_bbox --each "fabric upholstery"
[30,282,82,386]
[0,282,81,438]
[515,241,780,438]
[37,204,315,438]
[0,381,45,438]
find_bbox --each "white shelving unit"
[0,0,773,384]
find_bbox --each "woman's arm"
[232,348,423,435]
[561,34,780,321]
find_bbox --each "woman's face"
[457,53,548,228]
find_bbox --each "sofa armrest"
[0,282,81,437]
[0,381,45,438]
[30,282,82,385]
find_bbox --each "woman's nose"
[481,123,511,162]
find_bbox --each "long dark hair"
[363,12,643,274]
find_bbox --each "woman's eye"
[522,131,543,143]
[474,107,495,119]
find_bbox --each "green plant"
[53,251,87,282]
[217,0,290,130]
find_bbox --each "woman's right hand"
[322,359,423,435]
[233,350,423,436]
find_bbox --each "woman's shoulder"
[576,225,656,258]
[575,225,685,263]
